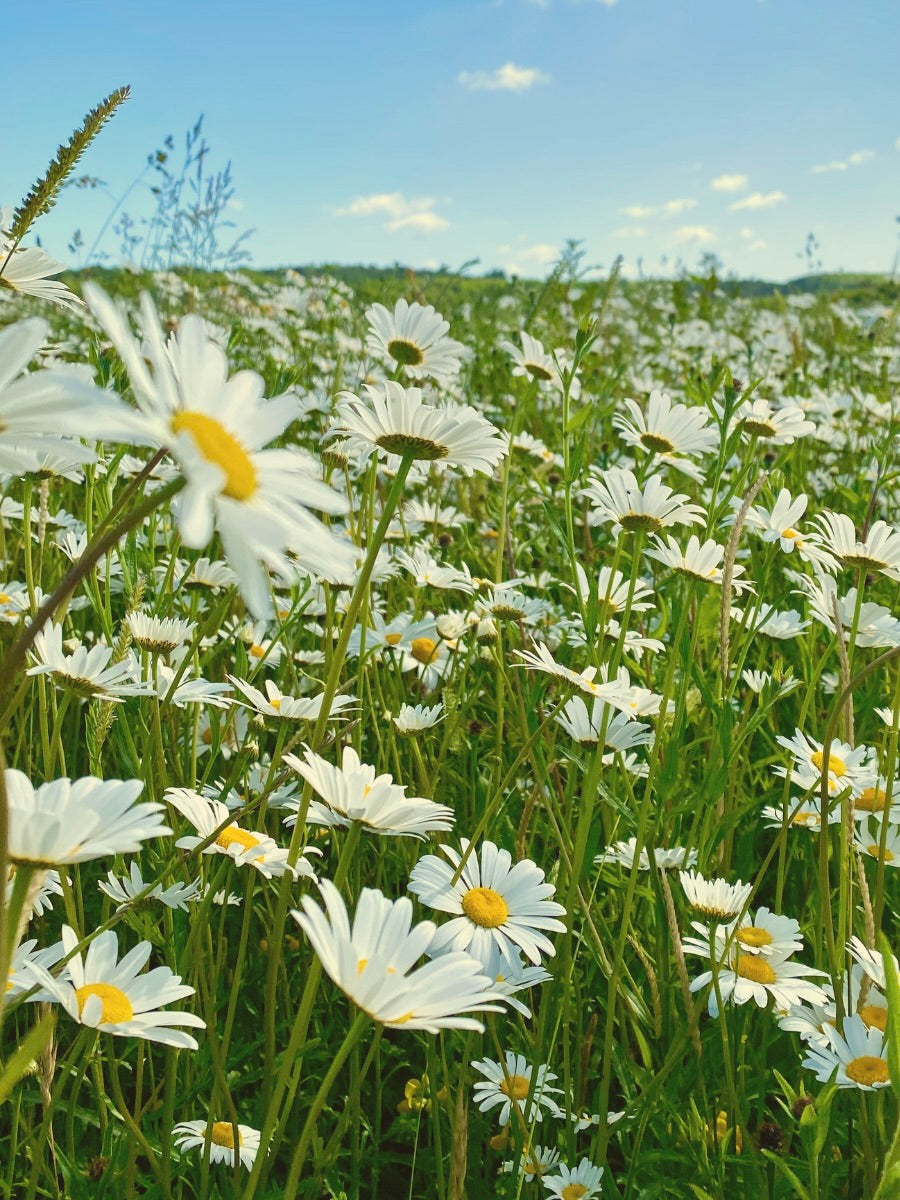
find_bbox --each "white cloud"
[335,192,450,232]
[739,227,754,240]
[614,226,648,238]
[812,148,875,173]
[674,225,716,244]
[226,197,246,211]
[458,62,550,92]
[749,240,766,251]
[711,173,748,193]
[498,241,558,274]
[620,199,696,219]
[729,190,787,211]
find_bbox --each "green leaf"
[0,1012,55,1105]
[879,932,900,1101]
[760,1149,812,1200]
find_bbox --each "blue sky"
[7,0,899,280]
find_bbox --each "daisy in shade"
[0,209,82,310]
[686,941,828,1018]
[83,284,356,618]
[471,1050,563,1126]
[407,839,566,969]
[228,675,356,723]
[808,512,900,582]
[6,770,170,867]
[26,624,153,703]
[334,381,507,475]
[802,1013,892,1090]
[499,332,561,387]
[584,468,705,536]
[6,939,68,1000]
[365,299,464,382]
[99,862,202,912]
[0,318,124,474]
[42,926,205,1048]
[292,881,503,1031]
[173,1119,263,1171]
[477,942,552,1018]
[283,744,454,839]
[854,817,900,868]
[613,389,718,477]
[542,1158,605,1200]
[165,788,318,880]
[501,1145,562,1180]
[126,612,196,654]
[596,838,696,872]
[847,936,899,991]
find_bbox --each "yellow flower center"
[171,411,257,501]
[216,825,261,853]
[410,637,439,665]
[210,1122,241,1148]
[867,845,894,862]
[270,697,282,711]
[781,528,800,540]
[499,1073,531,1100]
[737,926,773,949]
[810,749,846,778]
[640,432,676,454]
[858,787,888,813]
[736,954,776,984]
[859,1004,888,1032]
[461,886,509,928]
[845,1055,889,1086]
[561,1186,588,1200]
[75,982,134,1024]
[385,632,403,646]
[0,593,10,604]
[250,644,265,658]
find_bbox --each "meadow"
[1,108,900,1200]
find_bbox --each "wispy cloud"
[458,62,550,92]
[335,193,450,232]
[812,148,874,173]
[614,226,648,238]
[674,225,716,244]
[711,173,748,193]
[619,198,696,219]
[497,241,558,273]
[729,190,787,211]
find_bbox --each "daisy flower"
[292,881,503,1031]
[173,1119,263,1171]
[734,397,816,443]
[802,1013,891,1090]
[365,298,464,381]
[392,702,444,734]
[645,533,751,589]
[855,817,900,867]
[679,870,752,920]
[83,284,356,618]
[501,1144,562,1180]
[407,839,566,968]
[6,770,170,867]
[683,909,803,961]
[98,862,201,911]
[687,943,828,1018]
[542,1158,605,1199]
[499,332,561,387]
[26,624,153,703]
[774,729,875,797]
[6,938,68,1000]
[596,838,696,872]
[846,936,900,991]
[334,381,506,475]
[165,788,318,880]
[282,744,454,839]
[126,612,196,654]
[808,512,900,581]
[471,1051,563,1126]
[0,210,82,310]
[477,943,553,1018]
[42,926,205,1048]
[228,675,356,723]
[613,389,718,465]
[584,468,705,536]
[556,698,653,750]
[744,488,814,554]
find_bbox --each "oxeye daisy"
[802,1013,892,1090]
[596,838,696,872]
[501,1144,562,1180]
[165,788,318,880]
[6,938,68,1000]
[42,927,205,1048]
[5,770,170,867]
[228,675,356,723]
[584,468,705,536]
[846,936,899,991]
[27,624,153,702]
[645,534,752,590]
[365,298,464,381]
[774,728,875,797]
[499,331,560,386]
[0,209,82,309]
[542,1157,605,1200]
[126,612,196,654]
[471,1051,563,1126]
[83,284,356,618]
[678,870,752,920]
[173,1119,263,1171]
[733,397,816,443]
[98,862,201,911]
[683,909,803,961]
[407,839,566,969]
[392,702,444,734]
[686,940,828,1018]
[613,389,718,464]
[334,381,507,475]
[808,512,900,581]
[854,817,900,867]
[292,881,503,1031]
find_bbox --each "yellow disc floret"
[75,982,134,1024]
[171,411,257,501]
[845,1055,889,1086]
[736,955,776,985]
[210,1122,241,1148]
[461,886,509,928]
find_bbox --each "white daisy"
[846,936,900,991]
[407,839,566,968]
[365,298,464,382]
[471,1051,563,1126]
[542,1158,605,1199]
[802,1013,891,1090]
[228,675,356,723]
[0,209,82,310]
[42,926,205,1049]
[678,870,752,920]
[774,729,876,797]
[734,397,816,443]
[126,612,196,654]
[173,1119,263,1171]
[645,534,752,590]
[499,332,561,387]
[613,389,718,464]
[392,703,444,734]
[292,881,503,1031]
[687,943,828,1018]
[809,513,900,582]
[584,468,705,536]
[98,862,201,911]
[596,838,697,872]
[26,624,153,702]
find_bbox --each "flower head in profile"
[365,299,464,382]
[334,381,507,475]
[292,881,503,1031]
[0,209,82,310]
[173,1119,263,1170]
[42,927,205,1048]
[6,770,170,867]
[679,870,752,920]
[499,331,561,387]
[83,284,356,618]
[27,623,154,703]
[407,839,566,969]
[584,468,705,536]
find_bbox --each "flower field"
[1,193,900,1198]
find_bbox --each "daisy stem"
[282,1010,371,1198]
